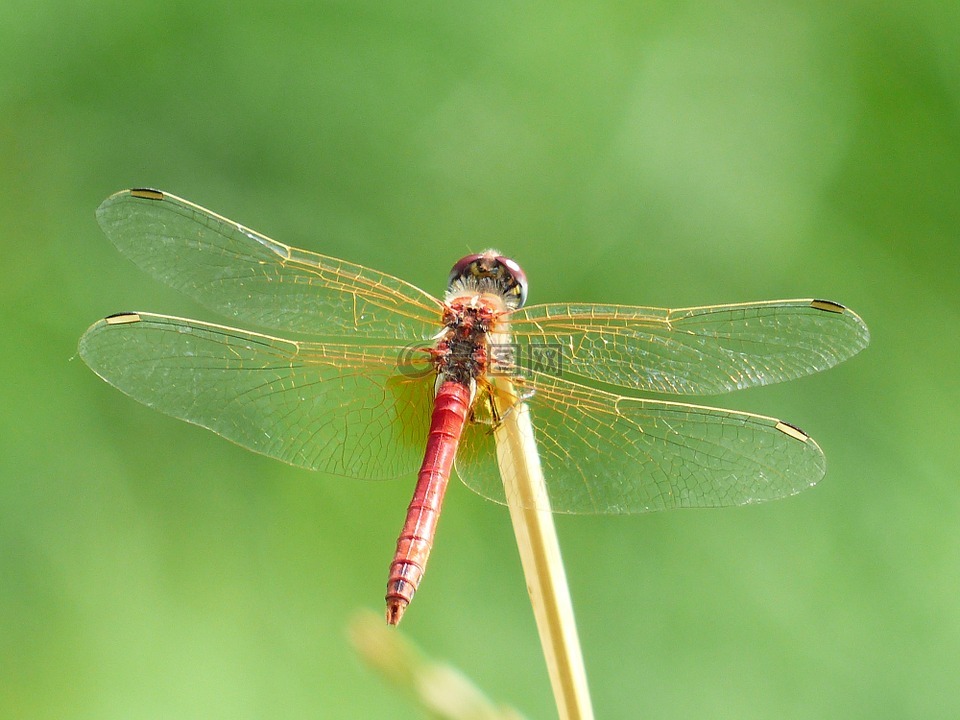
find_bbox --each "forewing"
[456,373,825,514]
[96,189,444,340]
[79,312,434,478]
[508,299,869,395]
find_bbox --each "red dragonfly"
[80,189,869,624]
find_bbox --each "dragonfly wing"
[79,312,435,479]
[508,299,869,395]
[96,189,444,340]
[456,373,825,514]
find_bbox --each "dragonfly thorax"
[431,300,499,390]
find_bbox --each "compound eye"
[496,255,528,308]
[448,254,483,287]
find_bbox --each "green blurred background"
[2,2,957,718]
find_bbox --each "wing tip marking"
[130,188,165,201]
[775,420,810,443]
[104,312,142,325]
[810,299,846,314]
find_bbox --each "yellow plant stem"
[493,377,594,720]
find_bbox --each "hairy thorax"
[432,293,509,388]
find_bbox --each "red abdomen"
[385,380,472,624]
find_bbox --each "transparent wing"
[456,373,825,514]
[78,312,435,478]
[96,189,444,340]
[507,299,869,395]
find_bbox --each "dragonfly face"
[79,189,869,623]
[447,250,528,310]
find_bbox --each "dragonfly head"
[447,250,528,309]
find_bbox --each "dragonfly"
[79,189,869,624]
